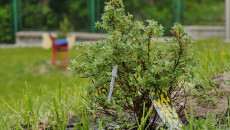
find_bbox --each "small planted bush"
[57,15,73,39]
[69,0,196,128]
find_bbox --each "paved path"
[0,37,171,49]
[0,41,94,49]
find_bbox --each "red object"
[57,44,68,51]
[49,34,68,65]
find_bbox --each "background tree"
[0,0,225,43]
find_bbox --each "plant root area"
[19,72,230,129]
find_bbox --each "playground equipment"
[42,33,75,69]
[172,0,184,23]
[88,0,101,32]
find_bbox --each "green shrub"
[0,5,12,42]
[69,0,196,128]
[57,15,73,39]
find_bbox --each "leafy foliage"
[69,0,196,128]
[0,5,12,42]
[21,0,88,31]
[0,0,225,42]
[57,15,74,39]
[184,0,225,25]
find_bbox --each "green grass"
[0,38,230,129]
[0,47,88,129]
[0,47,87,101]
[194,38,230,79]
[191,38,230,91]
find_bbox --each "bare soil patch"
[178,72,230,121]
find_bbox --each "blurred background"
[0,0,226,43]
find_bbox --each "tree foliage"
[0,5,12,42]
[0,0,225,42]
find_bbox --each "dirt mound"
[211,72,230,88]
[179,72,230,120]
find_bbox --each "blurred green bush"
[0,5,12,42]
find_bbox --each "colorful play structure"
[42,34,75,69]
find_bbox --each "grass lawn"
[0,47,87,101]
[0,47,88,129]
[194,38,230,78]
[0,38,230,129]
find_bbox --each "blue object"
[55,39,68,45]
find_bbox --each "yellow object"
[42,33,52,49]
[221,52,227,56]
[66,35,76,49]
[150,89,182,129]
